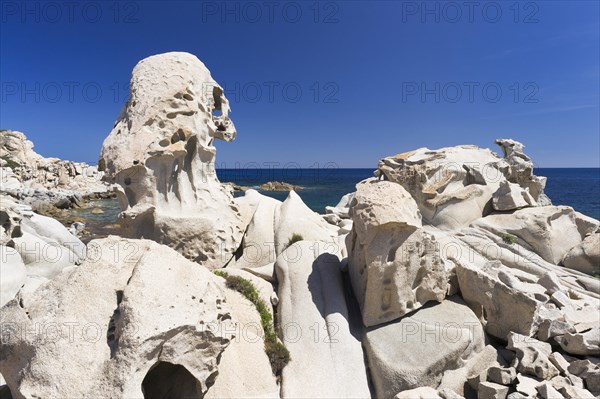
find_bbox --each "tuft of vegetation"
[0,156,20,170]
[213,269,229,279]
[265,339,291,374]
[501,233,518,245]
[286,233,304,249]
[213,270,290,376]
[593,273,600,280]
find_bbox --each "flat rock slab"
[364,296,485,399]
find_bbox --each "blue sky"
[1,1,598,167]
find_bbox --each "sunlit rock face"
[99,52,244,269]
[375,139,550,230]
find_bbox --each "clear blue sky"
[1,1,598,167]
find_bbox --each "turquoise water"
[78,168,600,239]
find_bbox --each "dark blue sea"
[217,168,600,220]
[536,168,600,220]
[73,168,599,241]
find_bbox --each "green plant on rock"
[501,233,518,245]
[213,269,229,279]
[0,156,20,170]
[286,233,304,249]
[212,270,290,376]
[265,339,291,375]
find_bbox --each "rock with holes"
[555,327,600,356]
[275,240,370,398]
[205,276,279,399]
[364,297,485,399]
[0,236,238,398]
[99,52,244,269]
[375,139,549,229]
[346,179,447,327]
[0,194,22,245]
[507,333,559,380]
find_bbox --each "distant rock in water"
[222,182,249,192]
[99,52,244,269]
[259,181,304,191]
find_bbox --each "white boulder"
[364,297,485,398]
[0,237,237,398]
[347,179,447,327]
[562,233,600,276]
[492,181,536,211]
[275,240,370,398]
[472,206,596,265]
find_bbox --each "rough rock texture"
[478,381,509,399]
[276,240,370,398]
[472,206,598,265]
[456,261,544,340]
[492,181,536,211]
[0,130,109,209]
[0,237,238,398]
[375,139,549,229]
[259,181,303,191]
[561,233,600,276]
[205,283,279,399]
[507,333,559,380]
[438,345,506,396]
[347,179,447,327]
[556,328,600,356]
[364,297,485,399]
[99,52,244,269]
[495,139,549,203]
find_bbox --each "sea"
[218,168,600,220]
[71,168,600,240]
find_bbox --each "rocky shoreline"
[0,52,598,399]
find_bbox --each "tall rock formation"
[99,52,244,269]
